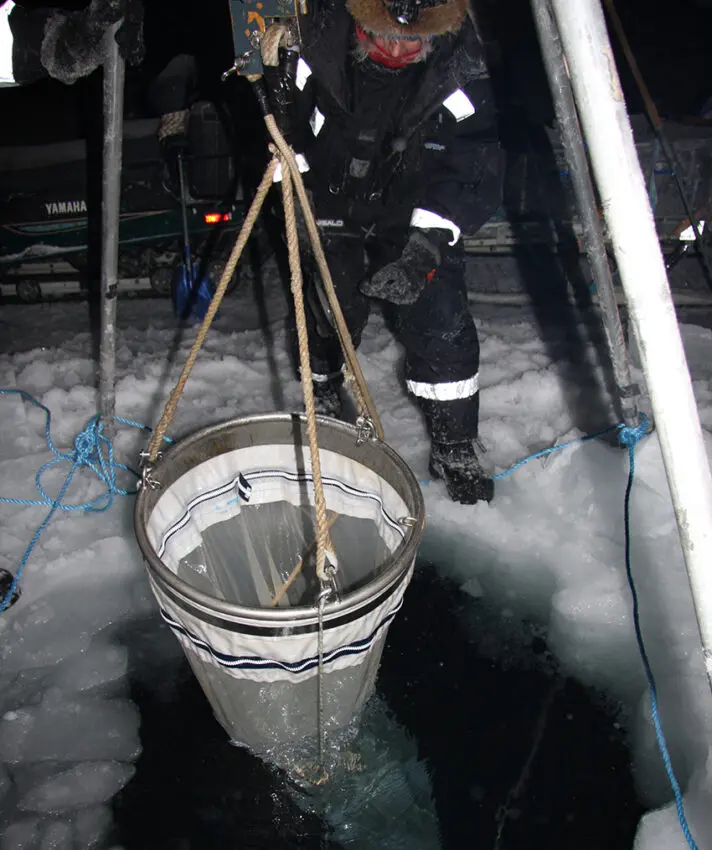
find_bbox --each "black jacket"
[290,0,504,238]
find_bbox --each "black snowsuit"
[289,1,504,442]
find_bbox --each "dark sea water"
[111,561,643,850]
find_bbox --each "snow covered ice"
[1,255,712,847]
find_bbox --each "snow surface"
[1,256,711,847]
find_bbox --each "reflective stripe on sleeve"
[409,207,461,246]
[296,58,312,91]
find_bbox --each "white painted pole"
[549,0,712,689]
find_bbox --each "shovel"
[171,149,214,321]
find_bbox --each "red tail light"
[204,212,232,224]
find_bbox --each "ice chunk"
[631,672,712,809]
[18,761,135,813]
[0,760,11,803]
[461,576,484,598]
[74,805,113,849]
[548,577,644,701]
[1,598,94,676]
[0,665,64,729]
[1,538,146,676]
[39,821,73,850]
[633,748,712,849]
[0,378,31,460]
[1,819,39,850]
[51,644,128,695]
[0,697,141,764]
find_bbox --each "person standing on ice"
[278,0,504,504]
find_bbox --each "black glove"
[360,228,451,306]
[39,0,144,86]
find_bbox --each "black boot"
[429,440,494,505]
[311,377,344,419]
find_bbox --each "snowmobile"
[0,97,271,303]
[1,86,710,303]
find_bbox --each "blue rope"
[0,389,172,614]
[492,423,620,480]
[438,413,699,846]
[618,414,699,850]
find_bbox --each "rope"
[494,679,562,849]
[262,113,384,439]
[618,415,699,850]
[146,33,382,597]
[140,25,383,774]
[473,415,698,847]
[146,110,382,464]
[490,415,698,848]
[279,151,335,581]
[158,109,190,141]
[260,21,290,66]
[254,23,383,433]
[257,25,374,779]
[492,422,622,480]
[145,158,278,461]
[0,393,700,845]
[0,389,172,614]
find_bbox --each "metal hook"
[138,455,161,490]
[355,416,377,446]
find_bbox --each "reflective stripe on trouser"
[406,373,479,402]
[298,365,345,384]
[397,243,480,442]
[302,227,480,442]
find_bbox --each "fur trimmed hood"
[346,0,468,38]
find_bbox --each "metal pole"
[549,0,712,691]
[531,0,639,427]
[99,22,125,441]
[177,151,194,284]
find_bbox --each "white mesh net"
[143,441,417,754]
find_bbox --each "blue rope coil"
[0,389,171,613]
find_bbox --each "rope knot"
[74,424,99,462]
[617,413,650,448]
